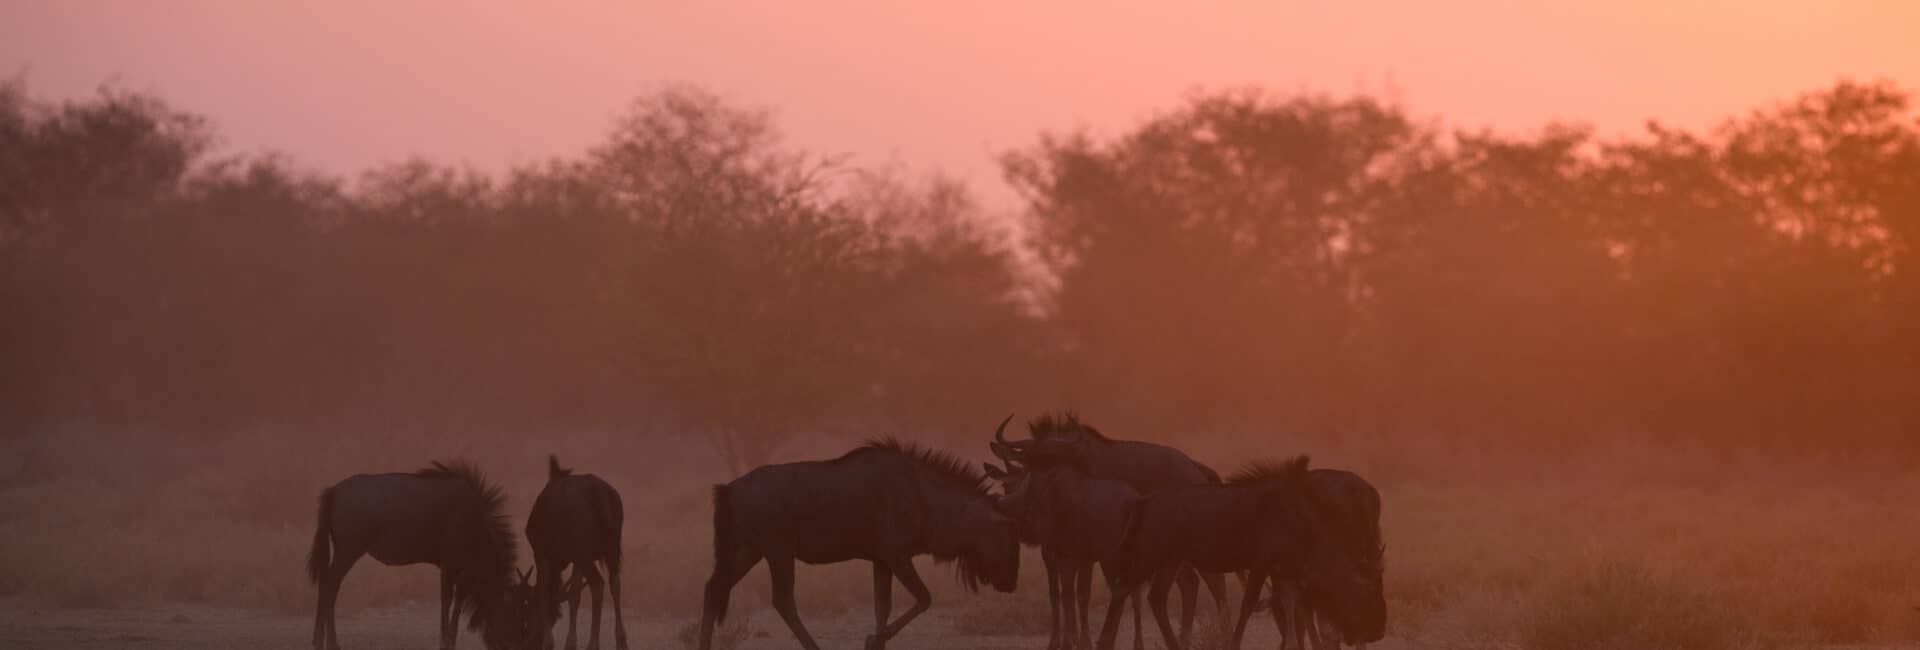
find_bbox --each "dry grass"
[3,428,1919,649]
[675,617,756,650]
[947,592,1053,637]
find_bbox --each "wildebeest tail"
[306,487,334,584]
[597,484,624,577]
[708,484,736,622]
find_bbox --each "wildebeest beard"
[944,550,986,592]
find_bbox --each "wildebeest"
[697,437,1021,650]
[986,448,1145,650]
[1275,468,1385,649]
[990,413,1230,640]
[307,460,525,650]
[1093,457,1385,650]
[525,455,628,650]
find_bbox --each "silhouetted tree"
[1005,91,1419,436]
[4,78,1918,454]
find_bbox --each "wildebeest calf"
[307,460,525,650]
[697,438,1020,650]
[526,455,627,650]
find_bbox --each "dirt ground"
[0,600,1408,650]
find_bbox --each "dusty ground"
[0,600,1407,650]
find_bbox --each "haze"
[6,1,1915,207]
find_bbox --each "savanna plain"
[3,429,1916,650]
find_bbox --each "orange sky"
[4,2,1916,209]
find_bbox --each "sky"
[3,1,1917,209]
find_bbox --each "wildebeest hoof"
[865,634,887,650]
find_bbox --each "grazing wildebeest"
[990,413,1230,640]
[1093,457,1385,650]
[697,437,1021,650]
[526,455,628,650]
[307,460,524,650]
[985,449,1145,650]
[1274,468,1385,649]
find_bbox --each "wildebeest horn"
[993,413,1015,445]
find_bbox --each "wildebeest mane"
[1225,456,1311,485]
[415,459,517,629]
[854,436,990,495]
[1026,411,1113,443]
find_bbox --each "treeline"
[3,79,1916,461]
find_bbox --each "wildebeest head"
[473,568,533,650]
[989,412,1106,467]
[506,567,544,650]
[982,461,1030,514]
[947,494,1022,593]
[982,459,1046,547]
[1302,501,1387,643]
[1231,458,1386,644]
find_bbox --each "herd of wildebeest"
[305,413,1387,650]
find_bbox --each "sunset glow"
[6,2,1914,205]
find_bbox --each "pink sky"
[4,2,1916,209]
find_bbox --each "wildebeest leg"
[606,559,630,650]
[1201,571,1228,628]
[1052,548,1067,650]
[1307,606,1331,650]
[766,554,821,650]
[1229,569,1266,650]
[1052,552,1067,648]
[1269,584,1296,650]
[445,571,464,650]
[696,546,761,650]
[1174,566,1199,644]
[865,557,931,650]
[1100,564,1142,650]
[1148,570,1182,650]
[1130,584,1144,650]
[1075,560,1094,649]
[315,549,359,650]
[438,570,454,650]
[1092,574,1136,650]
[871,562,892,639]
[1055,561,1076,650]
[582,562,606,650]
[1275,582,1306,650]
[564,573,589,649]
[563,567,583,650]
[536,557,564,650]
